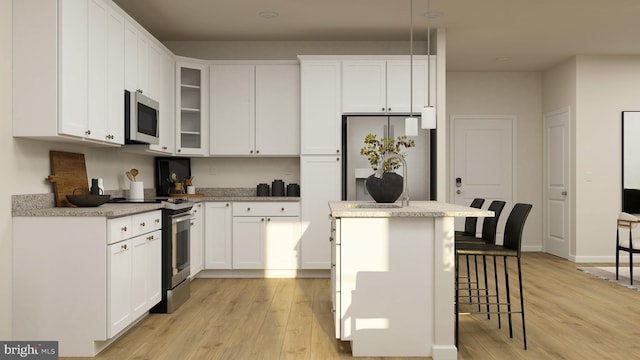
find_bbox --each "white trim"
[542,106,572,259]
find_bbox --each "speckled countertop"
[12,188,299,218]
[329,201,494,218]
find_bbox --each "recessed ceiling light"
[424,11,443,18]
[258,11,279,19]
[495,57,512,62]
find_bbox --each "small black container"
[257,183,270,196]
[286,183,300,197]
[271,179,285,196]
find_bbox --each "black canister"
[257,183,270,196]
[271,179,285,196]
[286,183,300,197]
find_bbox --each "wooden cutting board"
[46,151,89,207]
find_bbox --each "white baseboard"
[194,269,330,279]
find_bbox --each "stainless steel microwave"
[125,89,160,145]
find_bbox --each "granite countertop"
[198,196,299,202]
[11,191,300,218]
[329,201,494,218]
[13,203,165,218]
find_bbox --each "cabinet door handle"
[121,244,128,250]
[329,236,334,242]
[226,203,230,207]
[381,107,385,111]
[267,218,271,222]
[336,157,340,162]
[250,150,254,154]
[336,149,340,154]
[121,226,127,232]
[85,130,91,135]
[155,218,160,223]
[261,218,265,222]
[178,149,182,153]
[140,222,145,227]
[281,207,285,212]
[256,150,260,154]
[387,107,391,111]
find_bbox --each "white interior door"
[544,107,571,259]
[451,115,515,242]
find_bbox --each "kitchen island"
[329,201,492,359]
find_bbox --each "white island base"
[329,201,492,359]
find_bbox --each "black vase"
[365,173,403,203]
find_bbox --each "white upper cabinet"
[13,0,124,145]
[342,57,431,114]
[123,17,175,155]
[210,65,255,156]
[255,65,300,156]
[176,59,209,156]
[342,60,387,113]
[210,63,300,156]
[299,58,342,155]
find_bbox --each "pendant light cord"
[409,0,413,118]
[427,0,431,107]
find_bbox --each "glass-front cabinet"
[176,59,209,155]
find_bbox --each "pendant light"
[405,0,419,137]
[421,0,436,129]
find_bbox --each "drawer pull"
[281,207,285,211]
[121,226,127,232]
[155,218,160,223]
[140,222,146,227]
[121,244,127,250]
[247,207,251,212]
[329,236,334,242]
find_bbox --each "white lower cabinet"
[330,217,341,338]
[107,238,132,338]
[12,209,162,357]
[232,202,301,270]
[300,155,342,269]
[232,216,265,269]
[107,210,162,338]
[204,201,301,271]
[190,202,204,276]
[204,202,232,269]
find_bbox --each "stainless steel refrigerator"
[342,115,435,201]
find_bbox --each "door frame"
[449,115,518,238]
[542,106,572,259]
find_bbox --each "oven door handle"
[171,214,194,224]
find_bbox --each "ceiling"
[112,0,640,72]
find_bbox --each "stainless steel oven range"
[151,199,193,313]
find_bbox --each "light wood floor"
[65,253,640,360]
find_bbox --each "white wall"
[191,157,300,188]
[1,0,12,339]
[574,56,640,260]
[446,72,543,250]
